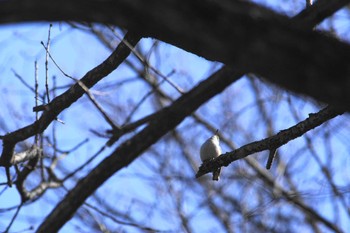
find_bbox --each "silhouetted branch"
[36,66,242,233]
[0,0,350,109]
[0,32,141,173]
[196,106,344,178]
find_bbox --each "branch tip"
[266,148,277,169]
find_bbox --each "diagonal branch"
[0,32,141,168]
[0,0,350,109]
[35,2,349,231]
[196,106,344,178]
[293,0,350,29]
[243,157,343,233]
[36,66,243,233]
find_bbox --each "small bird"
[200,130,222,181]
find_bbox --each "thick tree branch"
[36,67,242,233]
[24,1,350,231]
[196,106,344,178]
[293,0,350,29]
[0,33,141,168]
[0,0,347,231]
[0,0,350,109]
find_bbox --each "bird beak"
[215,129,219,136]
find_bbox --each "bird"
[200,130,222,181]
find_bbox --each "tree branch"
[29,1,350,231]
[0,0,348,231]
[36,66,242,233]
[196,106,344,178]
[293,0,350,29]
[0,0,350,109]
[0,32,141,169]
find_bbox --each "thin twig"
[84,202,168,232]
[44,23,53,103]
[108,26,184,94]
[4,203,23,233]
[123,79,166,125]
[49,138,89,171]
[40,41,119,130]
[11,69,36,93]
[63,145,106,182]
[52,75,58,160]
[123,69,176,125]
[34,61,39,123]
[265,148,277,169]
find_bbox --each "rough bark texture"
[0,0,350,110]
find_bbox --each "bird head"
[211,130,220,143]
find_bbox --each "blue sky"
[0,1,350,232]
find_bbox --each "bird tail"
[212,167,221,181]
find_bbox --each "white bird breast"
[200,136,222,162]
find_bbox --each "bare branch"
[36,66,242,233]
[0,32,141,169]
[196,106,343,178]
[265,148,277,169]
[293,0,350,29]
[4,203,23,233]
[11,147,41,165]
[0,1,349,232]
[0,0,350,109]
[44,23,53,104]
